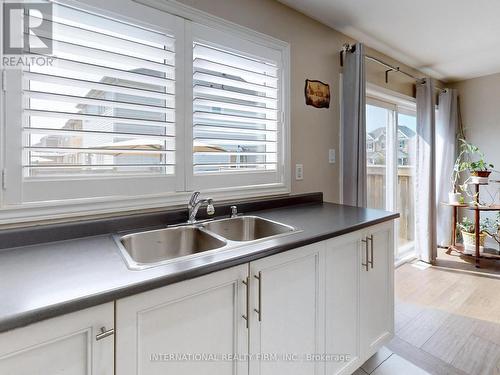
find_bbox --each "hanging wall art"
[304,79,330,108]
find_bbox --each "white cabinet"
[249,243,325,375]
[116,264,249,375]
[325,231,362,375]
[325,221,395,375]
[113,221,393,375]
[360,221,395,359]
[116,244,326,375]
[2,220,395,375]
[0,303,114,375]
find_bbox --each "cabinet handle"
[254,272,262,322]
[368,235,374,268]
[96,326,114,341]
[242,277,250,329]
[361,237,369,271]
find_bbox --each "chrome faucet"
[188,191,215,224]
[230,205,238,218]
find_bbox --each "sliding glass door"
[366,97,416,260]
[396,110,416,257]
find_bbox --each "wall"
[451,73,500,172]
[450,74,500,245]
[175,0,427,203]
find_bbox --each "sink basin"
[202,216,296,242]
[116,216,298,270]
[118,226,226,269]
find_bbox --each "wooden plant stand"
[446,182,500,268]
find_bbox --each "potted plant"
[458,139,494,178]
[457,216,492,254]
[450,140,495,204]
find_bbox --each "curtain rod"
[341,43,423,84]
[366,55,444,91]
[364,55,419,81]
[340,44,445,91]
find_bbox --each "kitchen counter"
[0,201,398,333]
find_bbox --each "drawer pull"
[96,326,114,341]
[254,272,262,322]
[242,277,250,329]
[361,237,369,271]
[368,235,374,268]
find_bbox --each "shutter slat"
[193,44,278,76]
[194,162,277,166]
[25,72,173,100]
[193,151,275,156]
[194,85,277,107]
[25,109,174,127]
[26,163,175,168]
[193,111,277,126]
[193,58,278,87]
[194,124,276,136]
[193,72,277,97]
[193,98,277,117]
[194,138,276,146]
[25,91,173,115]
[24,166,174,178]
[24,127,175,138]
[27,146,175,154]
[30,56,173,89]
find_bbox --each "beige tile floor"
[384,259,500,375]
[353,347,430,374]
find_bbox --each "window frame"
[4,1,185,204]
[0,0,291,224]
[188,22,286,191]
[366,83,417,262]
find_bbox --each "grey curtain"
[416,78,437,263]
[436,89,459,247]
[342,43,367,207]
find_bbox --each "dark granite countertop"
[0,201,398,333]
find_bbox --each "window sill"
[0,184,290,227]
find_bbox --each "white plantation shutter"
[1,1,289,214]
[190,26,285,189]
[23,3,176,178]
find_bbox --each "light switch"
[329,149,336,164]
[295,164,303,180]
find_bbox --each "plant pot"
[461,230,487,254]
[448,192,462,204]
[471,170,492,178]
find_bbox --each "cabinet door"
[360,221,395,358]
[249,243,325,375]
[116,265,248,375]
[0,303,114,375]
[325,231,362,375]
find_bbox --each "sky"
[366,104,416,133]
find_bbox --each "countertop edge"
[0,211,398,334]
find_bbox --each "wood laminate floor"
[388,260,500,375]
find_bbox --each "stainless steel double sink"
[115,216,298,270]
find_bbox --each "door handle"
[242,277,250,329]
[361,237,369,271]
[96,326,114,341]
[368,235,374,268]
[254,272,262,322]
